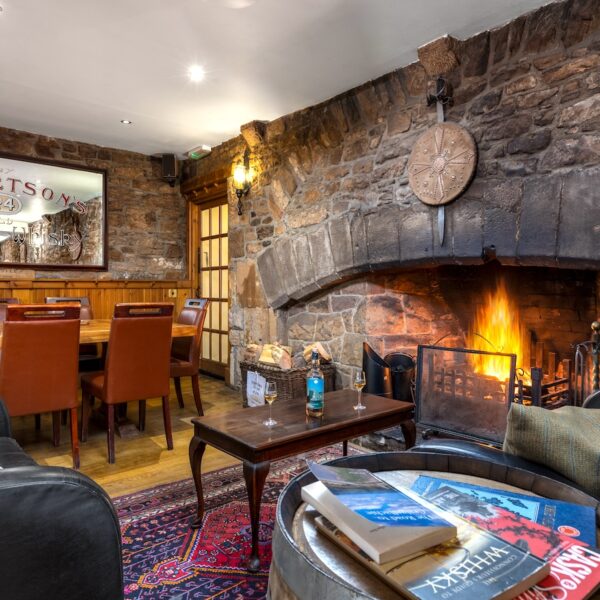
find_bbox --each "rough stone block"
[256,246,290,308]
[350,212,369,270]
[558,93,600,127]
[417,35,459,76]
[365,207,401,268]
[328,216,355,276]
[450,201,484,259]
[458,31,490,78]
[308,226,339,288]
[517,176,562,260]
[398,209,434,264]
[291,234,316,294]
[483,207,518,259]
[558,168,600,261]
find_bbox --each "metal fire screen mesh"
[415,345,516,446]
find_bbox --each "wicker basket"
[240,360,336,407]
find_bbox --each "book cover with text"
[412,475,596,545]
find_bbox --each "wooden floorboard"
[15,374,241,498]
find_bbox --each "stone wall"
[183,0,600,387]
[0,126,187,279]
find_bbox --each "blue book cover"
[308,462,452,527]
[411,474,596,545]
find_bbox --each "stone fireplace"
[182,0,600,396]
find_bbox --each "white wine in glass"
[353,369,366,411]
[263,381,278,427]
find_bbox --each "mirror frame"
[0,152,108,271]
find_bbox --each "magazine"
[302,462,456,563]
[412,475,596,545]
[422,485,600,599]
[315,514,550,600]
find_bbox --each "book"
[315,514,550,600]
[302,462,457,563]
[412,475,597,546]
[421,485,600,599]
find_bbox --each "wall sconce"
[233,148,254,215]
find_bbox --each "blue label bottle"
[306,349,324,417]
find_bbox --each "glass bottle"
[306,349,324,417]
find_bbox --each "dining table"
[0,318,197,348]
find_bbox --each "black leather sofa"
[0,400,124,600]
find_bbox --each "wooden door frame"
[184,175,231,382]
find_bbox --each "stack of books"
[302,462,600,599]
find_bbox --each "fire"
[468,278,526,382]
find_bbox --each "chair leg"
[107,404,116,464]
[34,414,41,431]
[81,391,92,442]
[162,395,173,450]
[70,407,80,470]
[138,400,146,431]
[52,412,60,446]
[174,377,184,409]
[191,374,203,416]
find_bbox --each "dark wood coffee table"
[189,389,416,571]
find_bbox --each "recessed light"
[120,119,133,125]
[188,64,206,83]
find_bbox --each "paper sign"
[246,370,266,406]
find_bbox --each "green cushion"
[503,404,600,498]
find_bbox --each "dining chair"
[170,298,208,415]
[80,303,174,464]
[45,296,101,371]
[0,297,20,322]
[0,303,81,468]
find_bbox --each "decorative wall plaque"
[408,122,477,206]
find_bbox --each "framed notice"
[0,153,107,270]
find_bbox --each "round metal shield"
[408,122,477,206]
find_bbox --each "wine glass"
[263,381,278,427]
[353,369,366,411]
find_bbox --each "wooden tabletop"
[0,318,197,346]
[191,390,414,455]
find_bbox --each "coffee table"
[188,389,416,571]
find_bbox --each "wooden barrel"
[268,451,600,600]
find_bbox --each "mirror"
[0,153,107,270]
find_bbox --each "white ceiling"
[0,0,551,156]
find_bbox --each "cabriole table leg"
[243,460,271,573]
[189,435,207,529]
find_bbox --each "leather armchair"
[0,399,124,600]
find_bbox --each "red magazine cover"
[424,486,600,600]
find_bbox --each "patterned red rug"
[115,446,352,599]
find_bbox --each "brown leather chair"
[0,297,20,322]
[45,296,101,370]
[80,303,174,464]
[170,299,208,415]
[0,304,81,468]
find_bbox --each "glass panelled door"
[198,202,229,378]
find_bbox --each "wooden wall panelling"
[0,280,193,318]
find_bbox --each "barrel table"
[268,452,600,600]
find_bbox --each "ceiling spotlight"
[188,64,206,83]
[120,119,133,125]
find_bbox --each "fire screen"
[415,345,517,446]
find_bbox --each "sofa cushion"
[0,437,36,469]
[503,404,600,498]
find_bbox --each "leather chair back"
[172,299,208,364]
[45,296,93,320]
[0,304,81,416]
[103,303,174,404]
[0,298,19,322]
[184,298,208,310]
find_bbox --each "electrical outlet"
[168,289,177,298]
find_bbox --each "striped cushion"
[503,404,600,498]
